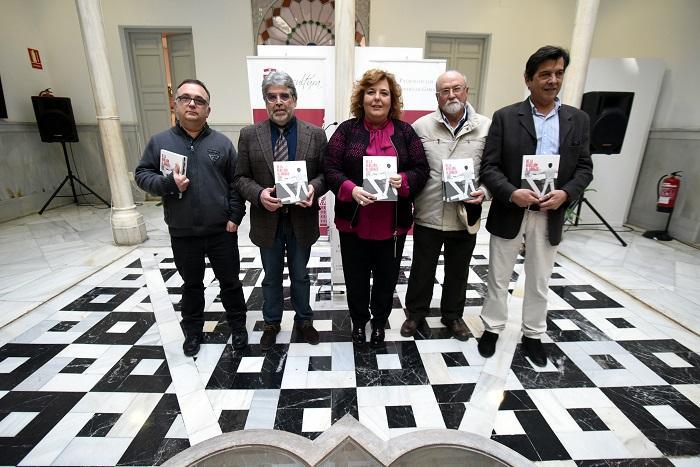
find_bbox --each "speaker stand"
[642,209,674,241]
[39,141,110,215]
[572,196,628,247]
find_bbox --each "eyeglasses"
[437,86,466,97]
[175,95,208,107]
[265,92,292,103]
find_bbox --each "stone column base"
[111,206,147,245]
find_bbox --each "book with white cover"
[274,160,309,204]
[362,156,397,201]
[160,149,187,177]
[442,158,476,202]
[521,155,560,197]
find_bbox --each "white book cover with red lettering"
[442,158,476,202]
[362,156,397,201]
[274,161,309,204]
[521,155,560,197]
[160,149,187,177]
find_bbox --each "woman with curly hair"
[325,69,429,347]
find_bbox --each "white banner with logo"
[246,56,329,128]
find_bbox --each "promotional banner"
[246,56,329,127]
[257,46,336,127]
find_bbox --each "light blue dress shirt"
[530,97,561,155]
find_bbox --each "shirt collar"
[529,97,561,117]
[440,105,469,133]
[271,116,297,136]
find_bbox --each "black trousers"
[171,231,247,336]
[405,224,477,321]
[339,232,406,327]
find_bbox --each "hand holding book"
[539,189,568,211]
[352,186,376,206]
[173,164,190,193]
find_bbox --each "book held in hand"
[442,158,477,202]
[160,149,187,177]
[521,155,560,197]
[362,155,398,201]
[274,160,309,204]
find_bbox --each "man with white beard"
[400,70,491,341]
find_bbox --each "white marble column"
[334,0,355,121]
[328,0,356,288]
[75,0,146,245]
[561,0,600,108]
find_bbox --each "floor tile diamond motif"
[0,245,697,465]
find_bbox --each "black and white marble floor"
[0,242,698,466]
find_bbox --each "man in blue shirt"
[477,46,593,366]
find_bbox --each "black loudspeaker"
[0,75,7,119]
[580,91,634,154]
[31,96,79,143]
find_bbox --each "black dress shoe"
[351,323,366,345]
[477,330,499,358]
[370,324,385,348]
[521,336,548,367]
[230,328,248,350]
[183,332,203,357]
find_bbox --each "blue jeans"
[259,219,312,324]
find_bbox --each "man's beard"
[442,100,464,116]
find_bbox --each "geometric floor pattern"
[0,243,698,466]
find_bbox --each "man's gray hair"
[262,71,297,100]
[436,70,469,91]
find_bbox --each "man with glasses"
[235,71,327,350]
[135,79,248,357]
[400,70,491,342]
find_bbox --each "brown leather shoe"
[260,323,280,351]
[400,318,420,337]
[295,320,320,345]
[441,317,469,341]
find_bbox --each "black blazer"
[480,99,593,246]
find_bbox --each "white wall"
[369,0,700,130]
[369,0,577,118]
[100,0,255,125]
[0,0,255,125]
[4,0,696,128]
[0,0,55,122]
[591,0,700,129]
